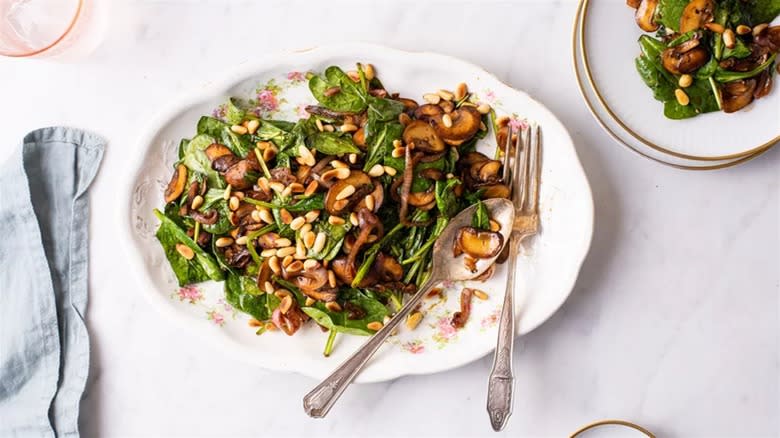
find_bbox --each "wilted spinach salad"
[155,63,512,355]
[627,0,780,119]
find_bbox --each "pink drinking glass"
[0,0,105,59]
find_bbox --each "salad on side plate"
[154,63,515,356]
[627,0,780,119]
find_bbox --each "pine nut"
[303,259,319,270]
[246,119,260,135]
[305,297,316,306]
[736,24,751,35]
[366,234,378,243]
[286,260,303,274]
[489,219,501,232]
[328,216,345,226]
[281,185,292,198]
[276,246,296,258]
[392,139,403,148]
[298,144,315,166]
[753,23,768,36]
[675,88,690,106]
[322,167,351,182]
[364,63,375,81]
[303,231,316,248]
[282,255,293,268]
[423,93,441,104]
[391,147,405,158]
[261,248,277,258]
[333,199,349,211]
[383,166,397,176]
[290,217,306,231]
[295,240,307,259]
[250,209,262,223]
[223,184,232,200]
[304,210,320,223]
[233,191,245,200]
[348,153,358,164]
[268,255,281,274]
[267,182,284,194]
[215,237,234,248]
[446,173,455,179]
[323,86,341,97]
[231,124,248,135]
[480,121,487,131]
[315,118,324,132]
[263,146,277,162]
[330,159,349,169]
[365,194,375,211]
[346,70,360,82]
[279,295,293,314]
[323,124,335,132]
[328,269,337,288]
[704,22,725,33]
[259,208,274,224]
[477,103,491,114]
[366,321,383,331]
[263,281,275,294]
[190,195,204,210]
[723,29,736,49]
[678,74,693,88]
[442,114,453,128]
[248,318,262,327]
[336,184,356,200]
[304,180,319,197]
[176,243,194,260]
[437,89,454,101]
[326,301,342,312]
[256,141,272,150]
[288,182,305,193]
[340,123,358,133]
[454,82,468,101]
[349,212,359,226]
[256,177,270,194]
[312,232,327,253]
[299,223,312,235]
[229,196,240,211]
[406,312,423,330]
[280,208,293,224]
[473,289,489,300]
[235,235,249,246]
[367,164,385,177]
[274,238,292,248]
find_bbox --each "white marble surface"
[0,1,777,436]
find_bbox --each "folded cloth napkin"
[0,128,104,437]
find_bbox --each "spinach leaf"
[225,272,280,321]
[655,0,689,32]
[178,138,190,160]
[308,220,351,260]
[225,97,248,125]
[302,288,389,335]
[201,189,233,234]
[636,55,676,101]
[220,127,253,158]
[696,56,719,79]
[181,134,224,189]
[154,209,223,285]
[283,193,325,213]
[309,66,368,113]
[746,0,780,24]
[365,96,405,122]
[472,200,490,230]
[308,132,360,156]
[663,77,720,119]
[363,121,403,171]
[197,116,228,137]
[434,178,461,218]
[254,120,296,150]
[722,38,752,60]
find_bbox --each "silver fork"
[486,123,542,431]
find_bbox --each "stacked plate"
[573,0,779,170]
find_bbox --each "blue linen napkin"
[0,128,104,437]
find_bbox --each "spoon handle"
[303,277,439,418]
[487,239,519,431]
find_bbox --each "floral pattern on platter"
[188,72,512,354]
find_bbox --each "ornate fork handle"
[303,278,439,418]
[486,236,519,431]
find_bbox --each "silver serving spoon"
[303,198,515,418]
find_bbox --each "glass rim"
[0,0,83,58]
